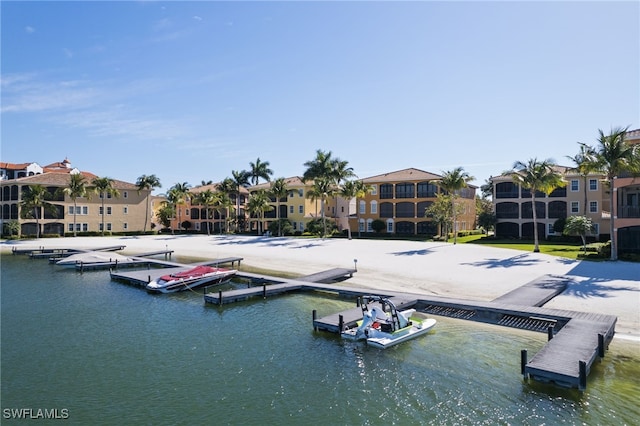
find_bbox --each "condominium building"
[0,159,150,236]
[355,168,477,236]
[490,128,640,256]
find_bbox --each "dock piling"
[521,349,528,378]
[312,310,317,331]
[218,290,223,306]
[547,325,554,341]
[263,284,266,299]
[338,315,344,332]
[579,360,587,391]
[598,334,605,358]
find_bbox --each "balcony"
[619,206,640,218]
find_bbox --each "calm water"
[1,255,639,425]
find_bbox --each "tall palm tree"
[566,144,597,215]
[217,178,237,234]
[231,170,250,232]
[589,126,638,260]
[91,177,120,236]
[269,177,289,237]
[63,173,90,237]
[247,190,273,235]
[340,179,373,239]
[167,182,191,233]
[248,158,273,186]
[302,149,335,183]
[136,174,162,234]
[193,189,219,236]
[435,167,475,245]
[20,184,56,239]
[306,177,335,238]
[508,159,565,252]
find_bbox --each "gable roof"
[2,172,135,190]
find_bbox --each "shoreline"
[2,234,638,342]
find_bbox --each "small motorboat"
[341,295,436,349]
[146,265,237,294]
[55,251,135,268]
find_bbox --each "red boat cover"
[160,265,224,282]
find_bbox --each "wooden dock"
[302,274,617,390]
[203,268,358,304]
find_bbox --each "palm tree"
[589,126,638,260]
[435,167,475,244]
[566,144,597,215]
[247,190,273,235]
[231,170,250,232]
[248,158,273,186]
[508,159,565,252]
[217,178,237,234]
[302,149,335,183]
[20,184,56,238]
[339,179,373,239]
[91,177,120,236]
[167,182,191,233]
[62,173,90,237]
[136,174,162,234]
[193,189,219,235]
[270,177,289,237]
[306,177,335,238]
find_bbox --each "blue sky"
[2,1,638,194]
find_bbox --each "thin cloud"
[24,26,35,34]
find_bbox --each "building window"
[589,201,598,213]
[289,205,294,214]
[571,201,579,213]
[82,206,88,215]
[68,223,74,232]
[589,179,598,191]
[123,206,128,214]
[298,205,303,214]
[298,189,303,197]
[359,200,365,214]
[386,220,394,233]
[107,223,112,231]
[107,206,112,215]
[370,201,377,214]
[592,223,599,235]
[370,185,377,196]
[380,184,393,199]
[395,183,415,199]
[123,223,128,230]
[366,219,373,232]
[99,207,103,215]
[570,180,579,192]
[548,223,555,235]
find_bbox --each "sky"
[2,1,639,195]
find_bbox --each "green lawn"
[455,234,595,260]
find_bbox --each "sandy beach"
[3,234,639,340]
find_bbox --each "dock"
[203,268,358,304]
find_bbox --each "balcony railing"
[619,206,640,218]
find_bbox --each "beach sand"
[3,234,638,341]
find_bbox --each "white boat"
[146,265,237,294]
[56,251,135,268]
[341,296,436,349]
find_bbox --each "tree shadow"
[389,245,448,256]
[567,261,640,282]
[460,253,543,268]
[561,277,639,299]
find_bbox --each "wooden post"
[339,315,344,333]
[547,325,554,341]
[598,334,605,358]
[147,275,151,283]
[521,349,528,377]
[579,360,587,390]
[218,290,223,306]
[263,284,267,299]
[312,310,317,331]
[356,297,361,307]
